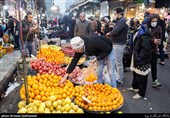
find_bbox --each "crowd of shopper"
[1,8,170,100]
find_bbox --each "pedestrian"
[69,16,76,38]
[20,12,38,57]
[59,35,116,87]
[166,20,170,60]
[158,14,166,65]
[128,18,151,99]
[106,8,128,86]
[74,12,92,38]
[148,14,162,87]
[100,16,110,36]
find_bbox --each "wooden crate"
[2,46,14,53]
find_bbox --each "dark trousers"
[158,41,164,62]
[151,53,158,82]
[132,72,148,97]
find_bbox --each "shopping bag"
[9,34,14,42]
[82,63,97,83]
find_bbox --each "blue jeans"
[96,49,117,87]
[19,40,36,57]
[113,44,126,84]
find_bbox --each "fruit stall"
[17,43,124,114]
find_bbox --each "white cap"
[70,37,84,50]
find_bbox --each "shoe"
[152,79,162,87]
[159,62,165,66]
[133,93,142,99]
[127,87,139,92]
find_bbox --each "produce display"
[40,44,61,51]
[36,47,65,65]
[0,49,6,58]
[18,44,124,114]
[65,56,86,65]
[18,98,84,113]
[20,74,75,103]
[30,58,66,76]
[74,84,124,112]
[62,47,75,57]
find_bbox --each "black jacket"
[21,19,35,42]
[109,17,128,45]
[67,35,113,74]
[133,26,151,67]
[150,25,162,54]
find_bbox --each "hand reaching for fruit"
[59,74,69,86]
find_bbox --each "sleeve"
[74,22,78,36]
[109,20,127,36]
[88,22,92,36]
[96,38,112,61]
[66,53,83,74]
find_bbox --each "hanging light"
[51,3,57,11]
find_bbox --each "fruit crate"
[2,46,14,53]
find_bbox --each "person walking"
[148,14,162,87]
[74,12,92,38]
[158,14,166,65]
[20,12,38,57]
[128,18,151,99]
[59,35,116,87]
[106,8,128,86]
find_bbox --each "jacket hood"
[136,25,150,38]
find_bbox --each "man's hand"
[91,58,97,65]
[154,39,161,45]
[106,33,111,38]
[59,74,68,86]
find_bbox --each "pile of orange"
[85,73,97,82]
[36,48,65,65]
[20,74,75,103]
[74,84,124,111]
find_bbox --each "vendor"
[59,35,117,87]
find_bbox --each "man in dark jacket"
[20,12,38,57]
[59,35,116,87]
[107,8,128,86]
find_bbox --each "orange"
[45,92,49,97]
[29,92,35,98]
[35,95,41,100]
[34,89,40,95]
[41,96,46,102]
[40,91,45,96]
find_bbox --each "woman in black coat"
[128,18,151,99]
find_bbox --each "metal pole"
[17,0,29,105]
[34,0,41,51]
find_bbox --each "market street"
[0,59,170,113]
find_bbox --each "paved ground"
[0,58,170,113]
[0,51,21,81]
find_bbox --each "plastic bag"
[82,64,97,83]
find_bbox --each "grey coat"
[74,20,92,38]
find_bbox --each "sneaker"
[152,79,162,87]
[127,87,139,92]
[133,93,142,99]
